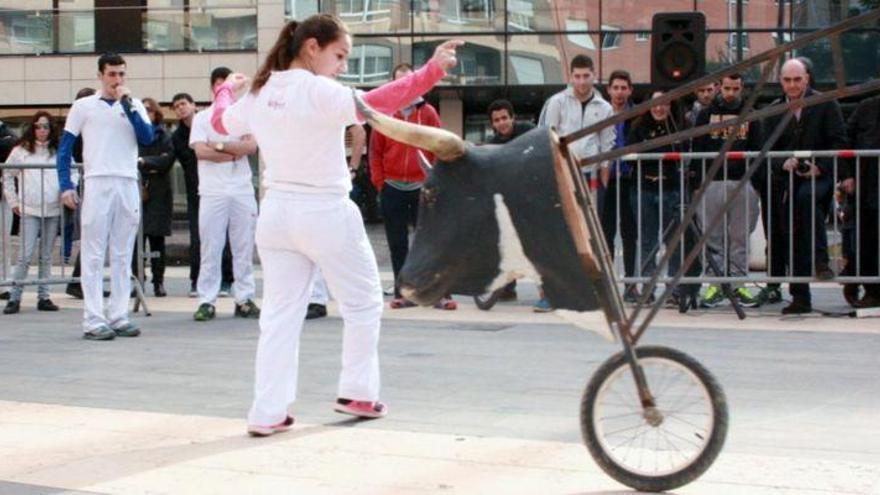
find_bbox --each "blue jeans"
[631,186,683,281]
[11,214,59,301]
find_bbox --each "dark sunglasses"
[34,123,51,130]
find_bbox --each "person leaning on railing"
[2,112,75,314]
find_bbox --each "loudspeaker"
[651,12,706,87]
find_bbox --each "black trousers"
[598,177,638,279]
[132,235,166,284]
[187,193,233,287]
[786,178,833,302]
[380,186,420,298]
[757,177,789,288]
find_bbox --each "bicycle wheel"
[581,346,728,492]
[473,290,501,311]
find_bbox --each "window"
[334,0,394,23]
[510,54,544,84]
[635,32,649,42]
[565,19,595,50]
[340,44,393,84]
[728,32,750,52]
[286,0,319,19]
[601,24,621,49]
[507,0,534,32]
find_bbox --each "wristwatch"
[214,142,225,152]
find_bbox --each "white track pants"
[248,191,383,427]
[197,194,257,305]
[309,269,329,305]
[81,177,139,332]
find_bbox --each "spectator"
[132,97,175,297]
[370,62,456,310]
[63,87,97,301]
[538,54,615,311]
[692,73,762,308]
[2,112,66,314]
[170,93,235,298]
[0,118,19,301]
[189,66,260,322]
[627,90,695,305]
[57,52,154,340]
[601,70,639,302]
[485,98,535,301]
[841,94,880,308]
[686,81,717,128]
[764,58,847,314]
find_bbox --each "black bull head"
[354,93,602,313]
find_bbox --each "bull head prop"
[354,92,606,316]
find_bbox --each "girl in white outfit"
[211,14,462,436]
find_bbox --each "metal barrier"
[599,149,880,286]
[0,162,150,314]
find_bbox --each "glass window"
[144,0,185,51]
[412,0,503,33]
[507,0,535,31]
[323,0,409,34]
[57,10,95,53]
[565,19,595,50]
[0,2,53,54]
[506,34,567,86]
[286,0,319,19]
[515,1,597,32]
[635,31,649,42]
[189,7,257,51]
[601,24,621,49]
[413,35,504,85]
[698,0,791,30]
[602,0,693,30]
[601,33,651,83]
[340,43,394,84]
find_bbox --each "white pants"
[81,177,140,332]
[197,194,257,305]
[248,191,383,427]
[309,269,329,305]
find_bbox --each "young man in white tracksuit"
[210,14,461,435]
[189,67,260,321]
[57,53,154,340]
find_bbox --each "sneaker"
[112,322,141,337]
[434,297,458,310]
[734,287,760,308]
[305,303,327,320]
[193,303,216,321]
[189,283,198,298]
[3,300,20,314]
[333,398,387,419]
[389,297,417,309]
[247,415,294,437]
[153,283,167,298]
[782,300,812,315]
[234,300,261,319]
[83,325,116,341]
[37,298,59,311]
[65,285,84,299]
[756,285,783,305]
[700,285,724,308]
[218,282,232,298]
[533,298,554,313]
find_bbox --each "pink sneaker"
[247,415,294,437]
[333,398,387,419]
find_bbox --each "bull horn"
[353,90,467,162]
[416,150,433,174]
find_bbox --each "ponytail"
[251,14,349,93]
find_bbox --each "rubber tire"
[581,345,729,493]
[473,290,501,311]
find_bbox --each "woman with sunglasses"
[2,112,72,314]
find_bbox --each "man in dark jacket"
[841,95,880,307]
[485,99,535,301]
[0,119,18,301]
[693,73,762,308]
[171,93,233,297]
[764,58,847,314]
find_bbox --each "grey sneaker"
[112,322,141,337]
[83,325,116,341]
[235,300,261,319]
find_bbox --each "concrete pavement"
[1,267,879,494]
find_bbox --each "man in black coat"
[841,95,880,307]
[764,58,847,314]
[171,93,233,297]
